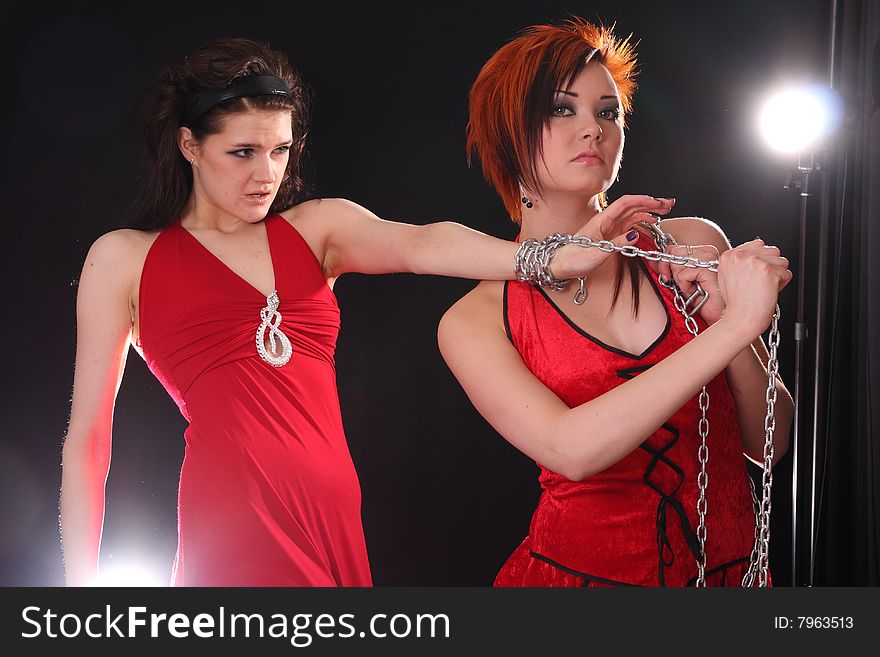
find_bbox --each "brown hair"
[467,18,642,312]
[127,37,312,230]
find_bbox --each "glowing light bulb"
[759,87,838,153]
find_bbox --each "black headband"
[180,75,293,126]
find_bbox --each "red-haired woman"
[439,19,794,586]
[58,37,664,587]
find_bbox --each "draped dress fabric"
[138,214,371,586]
[496,237,759,587]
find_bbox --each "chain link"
[757,310,779,586]
[658,267,711,587]
[741,477,762,587]
[739,309,780,587]
[695,384,711,586]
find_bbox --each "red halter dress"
[138,214,371,586]
[496,240,759,587]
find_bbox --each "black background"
[0,0,833,586]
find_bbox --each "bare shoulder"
[280,198,386,279]
[439,280,506,341]
[280,197,372,230]
[660,216,731,252]
[84,228,160,274]
[280,198,371,254]
[280,198,330,225]
[78,228,163,332]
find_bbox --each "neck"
[519,190,602,240]
[180,192,256,234]
[520,190,627,285]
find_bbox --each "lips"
[244,191,272,204]
[572,150,603,164]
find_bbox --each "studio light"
[758,86,841,153]
[90,565,165,587]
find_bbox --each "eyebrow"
[230,140,293,148]
[553,90,620,102]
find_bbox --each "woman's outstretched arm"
[60,231,138,586]
[286,195,674,281]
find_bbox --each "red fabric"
[497,237,760,587]
[138,214,371,586]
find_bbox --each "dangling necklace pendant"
[256,290,292,367]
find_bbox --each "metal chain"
[693,361,711,587]
[517,222,781,587]
[514,233,721,288]
[643,222,711,587]
[741,477,763,587]
[741,312,779,587]
[645,221,780,587]
[514,231,720,306]
[756,311,780,586]
[658,262,712,587]
[514,236,574,291]
[653,222,782,588]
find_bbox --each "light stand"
[784,152,816,587]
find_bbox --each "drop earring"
[521,189,533,209]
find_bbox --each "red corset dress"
[138,214,371,586]
[496,242,759,587]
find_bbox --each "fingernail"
[654,197,676,204]
[626,229,639,241]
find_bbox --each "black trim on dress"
[502,280,514,344]
[528,551,640,587]
[532,259,672,360]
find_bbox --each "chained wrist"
[513,233,577,291]
[513,227,720,306]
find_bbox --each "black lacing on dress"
[618,364,703,586]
